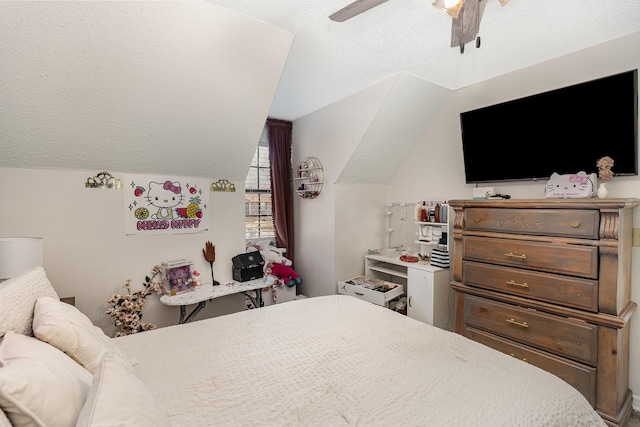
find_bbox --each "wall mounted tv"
[460,69,638,184]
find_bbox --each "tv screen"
[460,69,638,184]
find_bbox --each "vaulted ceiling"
[0,2,293,180]
[2,1,640,181]
[206,0,640,121]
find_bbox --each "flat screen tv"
[460,69,638,184]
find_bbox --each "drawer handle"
[570,220,581,228]
[506,280,529,288]
[355,292,364,296]
[504,252,527,260]
[506,318,529,328]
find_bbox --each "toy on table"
[269,262,302,288]
[262,263,303,305]
[161,259,197,296]
[246,240,293,266]
[247,240,302,305]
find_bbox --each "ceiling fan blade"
[329,0,389,22]
[450,0,487,47]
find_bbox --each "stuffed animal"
[269,263,302,288]
[545,171,596,199]
[167,265,193,292]
[246,240,293,266]
[260,248,293,266]
[262,265,281,304]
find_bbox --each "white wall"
[293,78,394,297]
[0,167,247,335]
[334,183,388,283]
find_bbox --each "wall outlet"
[634,228,640,247]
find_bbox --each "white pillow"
[76,355,171,427]
[0,331,92,427]
[0,266,59,337]
[33,296,133,374]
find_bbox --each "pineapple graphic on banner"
[124,174,210,235]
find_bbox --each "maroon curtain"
[266,118,294,264]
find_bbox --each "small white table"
[160,278,266,324]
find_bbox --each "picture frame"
[161,259,196,296]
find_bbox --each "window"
[245,128,274,239]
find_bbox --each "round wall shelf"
[295,157,323,199]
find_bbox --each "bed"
[0,267,607,426]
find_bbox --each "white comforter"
[115,295,605,426]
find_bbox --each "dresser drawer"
[337,276,403,306]
[465,327,596,406]
[463,295,597,365]
[464,208,599,239]
[463,236,598,279]
[463,261,598,312]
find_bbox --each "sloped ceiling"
[337,73,451,184]
[0,1,293,180]
[205,0,640,122]
[5,1,638,185]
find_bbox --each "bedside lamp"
[0,237,44,283]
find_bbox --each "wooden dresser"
[449,198,638,426]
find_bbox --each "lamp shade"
[0,237,44,280]
[432,0,465,19]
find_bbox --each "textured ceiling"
[3,1,640,180]
[205,0,640,121]
[0,2,293,179]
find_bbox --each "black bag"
[231,252,265,282]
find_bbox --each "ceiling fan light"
[432,0,465,19]
[497,0,510,6]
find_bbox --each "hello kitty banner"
[124,174,210,235]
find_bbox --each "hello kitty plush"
[167,265,192,292]
[544,171,596,199]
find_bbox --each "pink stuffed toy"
[269,263,302,288]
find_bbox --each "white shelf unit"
[366,261,408,280]
[415,222,450,259]
[412,202,450,254]
[295,157,323,199]
[364,254,450,329]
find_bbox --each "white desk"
[364,254,450,329]
[160,278,266,324]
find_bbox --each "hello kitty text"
[137,219,201,231]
